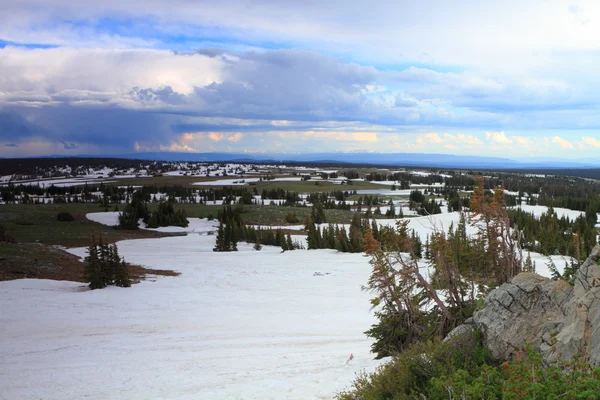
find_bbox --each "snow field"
[0,235,384,400]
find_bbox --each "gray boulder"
[462,244,600,365]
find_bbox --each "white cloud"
[485,131,513,145]
[0,47,222,96]
[417,132,443,144]
[552,136,574,150]
[513,136,534,147]
[4,0,600,73]
[581,136,600,148]
[445,133,483,146]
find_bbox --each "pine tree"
[84,237,104,289]
[214,222,227,252]
[311,202,326,224]
[113,244,131,287]
[307,217,320,249]
[523,252,535,273]
[97,235,111,287]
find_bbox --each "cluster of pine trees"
[261,188,301,204]
[306,192,352,210]
[364,199,404,218]
[119,193,188,229]
[213,205,302,252]
[508,207,597,259]
[306,217,364,252]
[146,201,188,228]
[305,212,422,254]
[118,191,150,229]
[84,236,130,289]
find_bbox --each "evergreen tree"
[84,237,105,289]
[523,252,535,273]
[84,236,130,289]
[286,234,294,251]
[113,245,131,287]
[213,222,228,252]
[311,201,327,224]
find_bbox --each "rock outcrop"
[448,245,600,365]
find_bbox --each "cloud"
[416,132,443,144]
[4,143,18,147]
[581,136,600,148]
[552,136,574,150]
[159,143,196,152]
[60,141,79,149]
[208,132,224,142]
[207,132,244,142]
[351,132,378,142]
[513,136,534,147]
[485,131,513,145]
[228,132,243,142]
[394,95,418,108]
[444,133,483,146]
[4,0,600,74]
[3,5,600,158]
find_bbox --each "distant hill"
[99,151,600,170]
[3,152,600,172]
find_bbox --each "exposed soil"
[0,242,179,284]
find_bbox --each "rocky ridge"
[447,245,600,364]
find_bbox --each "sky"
[2,0,600,159]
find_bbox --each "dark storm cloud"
[60,141,79,149]
[0,110,34,140]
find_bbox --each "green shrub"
[285,211,299,223]
[56,212,75,221]
[336,337,491,400]
[433,348,600,399]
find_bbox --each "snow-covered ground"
[0,203,581,399]
[0,236,384,400]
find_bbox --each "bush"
[0,224,16,243]
[285,212,299,223]
[433,348,600,399]
[56,212,75,221]
[336,337,491,400]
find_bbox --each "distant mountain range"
[106,152,600,170]
[7,152,600,170]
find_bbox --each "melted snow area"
[0,234,384,400]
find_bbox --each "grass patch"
[107,175,384,191]
[167,203,357,225]
[250,180,382,193]
[0,203,181,247]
